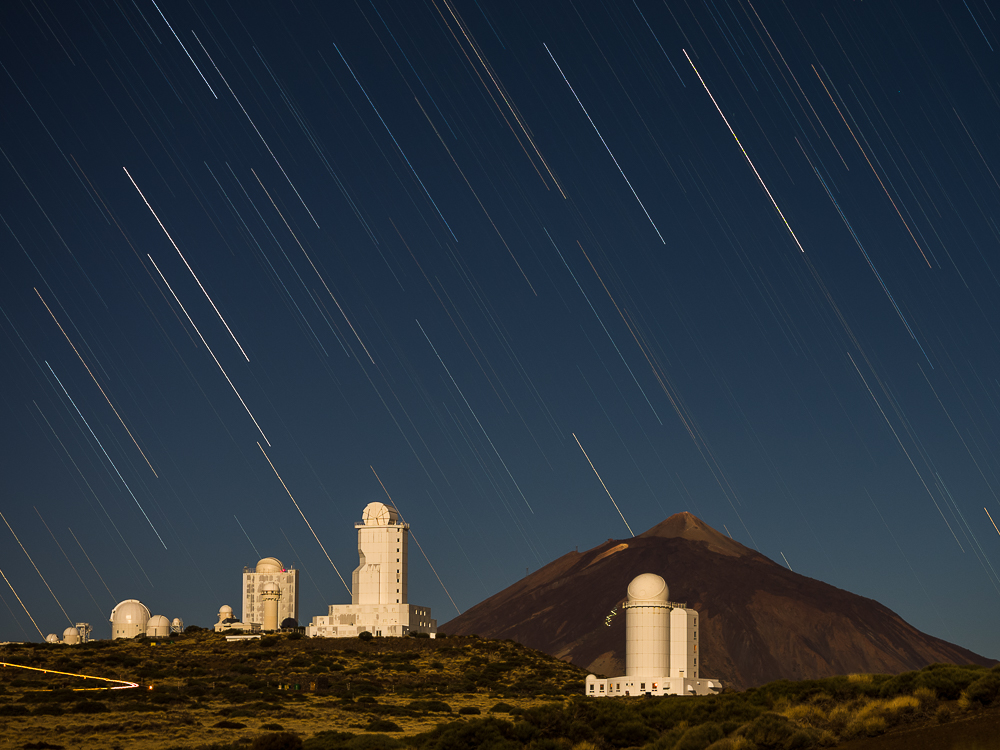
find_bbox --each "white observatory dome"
[171,617,184,633]
[362,501,398,526]
[146,615,170,637]
[62,627,80,645]
[110,599,151,639]
[218,605,234,623]
[261,581,280,594]
[627,573,669,603]
[45,633,59,643]
[255,557,283,573]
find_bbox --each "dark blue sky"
[2,0,999,658]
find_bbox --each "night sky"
[2,0,999,658]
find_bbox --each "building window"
[640,683,645,691]
[694,658,697,665]
[589,684,594,692]
[599,684,604,692]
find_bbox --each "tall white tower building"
[242,557,299,628]
[586,573,721,697]
[305,502,437,638]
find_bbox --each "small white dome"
[261,581,280,593]
[146,615,169,627]
[63,627,79,637]
[219,605,233,617]
[255,557,283,573]
[45,633,59,643]
[362,501,398,526]
[627,573,668,602]
[171,617,183,627]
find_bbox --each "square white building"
[242,557,299,629]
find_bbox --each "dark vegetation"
[1,632,998,749]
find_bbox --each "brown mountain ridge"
[441,512,994,690]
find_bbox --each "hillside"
[2,631,999,750]
[441,512,993,689]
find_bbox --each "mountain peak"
[638,511,751,558]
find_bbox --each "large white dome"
[255,557,283,573]
[362,501,398,526]
[627,573,669,602]
[110,599,151,625]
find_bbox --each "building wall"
[242,569,299,626]
[352,520,408,605]
[670,608,697,679]
[625,601,670,676]
[585,673,720,697]
[305,603,436,638]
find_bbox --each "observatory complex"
[215,556,300,633]
[109,599,182,640]
[585,573,722,697]
[305,502,437,638]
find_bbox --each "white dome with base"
[110,599,151,639]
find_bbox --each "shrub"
[358,632,373,642]
[71,701,109,714]
[602,721,657,748]
[458,706,481,715]
[287,632,304,641]
[262,723,285,730]
[214,720,248,728]
[489,702,513,713]
[966,674,1000,706]
[365,719,401,732]
[252,733,303,750]
[302,731,355,750]
[674,722,725,750]
[408,699,452,712]
[935,705,952,724]
[739,712,798,748]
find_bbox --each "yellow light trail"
[0,565,43,638]
[257,443,351,596]
[0,511,72,625]
[986,508,1000,537]
[0,661,138,691]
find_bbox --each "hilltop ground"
[1,630,998,750]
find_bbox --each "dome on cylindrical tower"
[255,557,283,573]
[261,581,280,596]
[362,501,398,526]
[62,627,80,645]
[218,605,233,622]
[627,573,669,603]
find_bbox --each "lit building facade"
[306,502,437,638]
[242,557,299,630]
[585,573,721,697]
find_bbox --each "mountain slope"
[441,512,992,690]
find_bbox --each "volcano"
[441,512,993,690]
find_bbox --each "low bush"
[365,719,401,732]
[458,706,481,715]
[252,733,303,750]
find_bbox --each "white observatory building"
[585,573,722,697]
[241,557,299,631]
[305,502,437,638]
[110,599,151,639]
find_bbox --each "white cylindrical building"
[62,627,80,645]
[624,573,671,677]
[110,599,151,639]
[261,582,281,631]
[146,615,170,638]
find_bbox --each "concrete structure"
[75,623,91,643]
[242,557,298,630]
[213,604,259,634]
[146,615,170,638]
[261,582,280,631]
[306,502,437,638]
[170,617,184,635]
[586,573,721,697]
[62,627,80,645]
[110,599,151,639]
